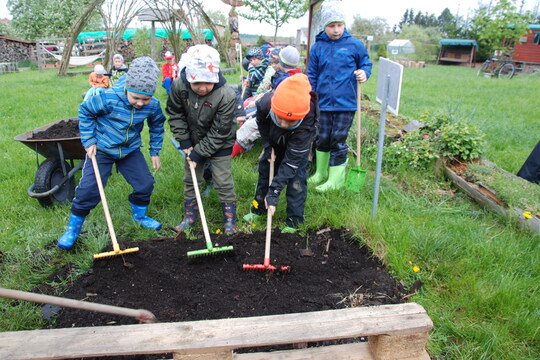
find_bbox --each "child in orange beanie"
[242,73,319,233]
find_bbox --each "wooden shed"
[513,24,540,64]
[437,39,477,67]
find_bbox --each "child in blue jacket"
[307,0,372,192]
[57,57,166,250]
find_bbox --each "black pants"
[517,140,540,184]
[251,155,308,228]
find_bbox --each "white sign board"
[375,57,404,115]
[366,35,374,41]
[391,49,398,55]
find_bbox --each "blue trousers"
[251,155,308,228]
[71,150,155,217]
[162,77,173,95]
[316,111,355,166]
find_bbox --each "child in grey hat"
[167,45,239,235]
[57,56,166,250]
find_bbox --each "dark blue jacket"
[79,75,166,159]
[307,29,372,111]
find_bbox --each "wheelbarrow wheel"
[34,158,75,207]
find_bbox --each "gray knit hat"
[321,0,346,28]
[279,46,300,69]
[125,56,159,96]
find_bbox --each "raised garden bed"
[1,227,432,359]
[444,159,539,235]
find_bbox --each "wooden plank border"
[0,303,432,360]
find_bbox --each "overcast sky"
[1,0,538,37]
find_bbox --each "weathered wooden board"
[0,303,433,360]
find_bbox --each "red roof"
[0,35,34,44]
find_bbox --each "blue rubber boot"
[57,214,86,250]
[175,199,198,232]
[130,203,162,230]
[222,202,237,235]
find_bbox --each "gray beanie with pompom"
[125,56,159,96]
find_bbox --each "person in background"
[243,74,319,233]
[167,45,238,235]
[58,57,166,250]
[243,47,269,99]
[108,53,128,86]
[161,50,178,95]
[307,0,372,192]
[83,64,109,101]
[271,45,302,89]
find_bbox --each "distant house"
[513,24,540,64]
[387,39,415,55]
[437,39,478,67]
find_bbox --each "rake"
[243,149,290,272]
[91,154,139,260]
[185,157,234,258]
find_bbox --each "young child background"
[161,51,178,95]
[167,45,238,235]
[83,64,109,101]
[243,74,319,233]
[243,47,269,100]
[307,0,372,192]
[58,57,166,250]
[108,53,128,86]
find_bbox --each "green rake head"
[187,244,234,258]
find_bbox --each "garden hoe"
[346,81,367,192]
[0,287,157,323]
[243,149,290,272]
[91,154,140,260]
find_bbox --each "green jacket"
[167,68,237,163]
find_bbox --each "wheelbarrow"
[13,118,86,207]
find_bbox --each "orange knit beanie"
[271,73,312,120]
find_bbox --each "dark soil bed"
[41,227,408,359]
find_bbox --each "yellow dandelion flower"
[252,200,259,209]
[215,229,221,234]
[523,212,532,219]
[252,223,256,227]
[413,265,420,273]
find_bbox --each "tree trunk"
[58,0,105,76]
[197,5,234,67]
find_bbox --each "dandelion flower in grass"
[413,265,420,273]
[523,212,532,219]
[215,229,221,234]
[252,223,256,227]
[252,200,259,209]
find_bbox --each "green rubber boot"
[308,151,330,185]
[316,162,348,192]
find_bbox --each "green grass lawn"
[0,64,538,359]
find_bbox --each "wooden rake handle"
[188,161,212,246]
[264,149,276,263]
[356,81,362,167]
[91,154,120,253]
[0,287,157,323]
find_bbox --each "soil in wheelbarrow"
[42,227,410,359]
[30,118,79,140]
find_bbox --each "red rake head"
[242,263,290,272]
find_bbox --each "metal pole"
[372,75,390,219]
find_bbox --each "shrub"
[437,121,485,161]
[368,130,439,169]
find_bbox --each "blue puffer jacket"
[79,75,166,159]
[307,29,372,111]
